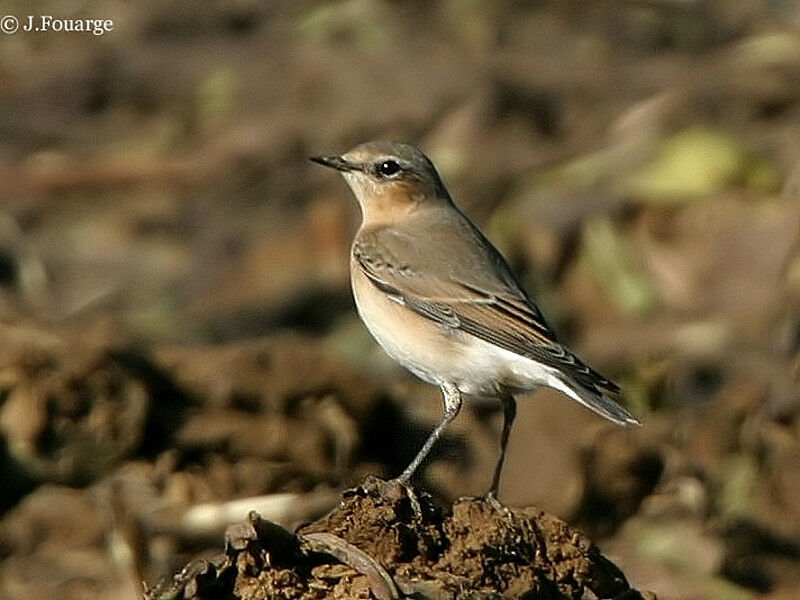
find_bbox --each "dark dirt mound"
[147,477,656,600]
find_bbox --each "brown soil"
[147,477,655,600]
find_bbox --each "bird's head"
[311,141,449,223]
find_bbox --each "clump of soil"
[147,477,655,600]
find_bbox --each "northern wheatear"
[312,141,640,498]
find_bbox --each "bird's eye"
[376,160,401,177]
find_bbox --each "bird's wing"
[353,220,636,425]
[354,221,552,336]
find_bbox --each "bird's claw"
[483,490,512,516]
[390,478,423,520]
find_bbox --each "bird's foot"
[361,475,426,521]
[388,477,423,520]
[483,489,512,517]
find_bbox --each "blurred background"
[0,1,799,598]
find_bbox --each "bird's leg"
[396,383,462,484]
[486,390,516,506]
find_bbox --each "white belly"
[351,267,559,396]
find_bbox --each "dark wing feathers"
[353,226,625,408]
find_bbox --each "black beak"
[310,155,362,172]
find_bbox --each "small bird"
[312,141,640,498]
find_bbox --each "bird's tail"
[557,379,640,426]
[544,361,641,426]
